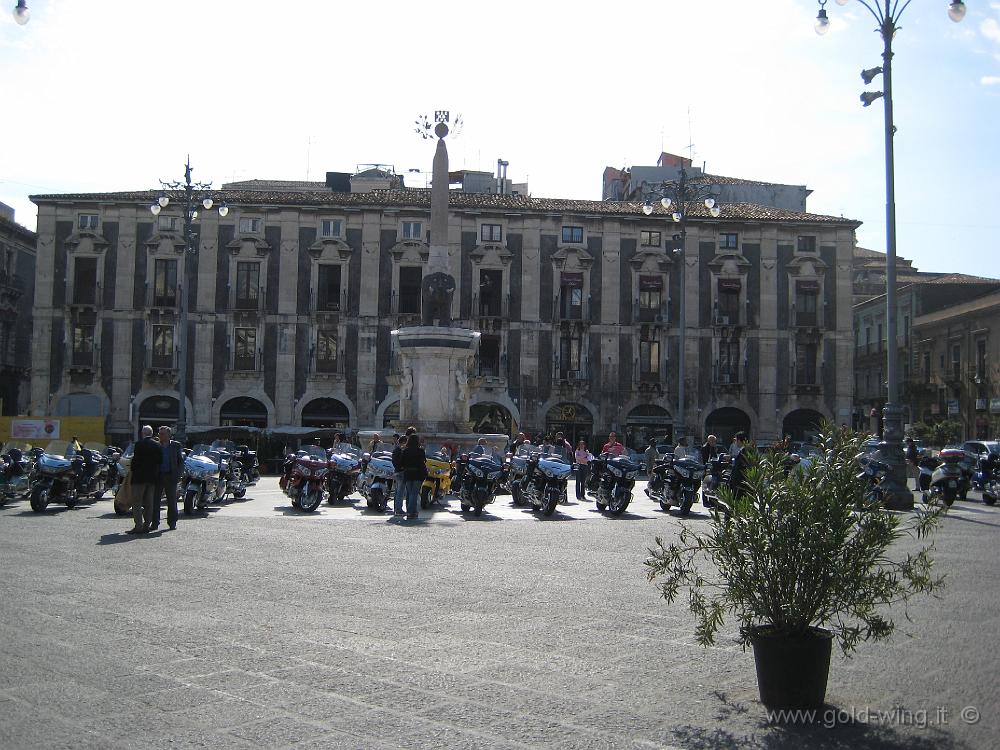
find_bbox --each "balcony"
[553,296,590,324]
[390,291,422,325]
[314,356,345,377]
[472,293,509,331]
[713,363,743,392]
[634,302,668,325]
[553,359,591,386]
[315,288,348,316]
[69,283,102,311]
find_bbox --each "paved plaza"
[1,479,998,749]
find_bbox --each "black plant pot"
[750,626,833,710]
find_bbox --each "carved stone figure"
[400,365,413,400]
[421,271,456,327]
[455,369,468,402]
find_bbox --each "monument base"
[392,326,479,429]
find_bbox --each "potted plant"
[646,424,945,710]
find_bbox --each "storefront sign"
[10,419,60,440]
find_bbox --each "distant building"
[30,161,858,451]
[0,202,35,415]
[852,274,1000,434]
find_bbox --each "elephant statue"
[421,271,456,327]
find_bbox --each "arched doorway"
[625,404,672,451]
[704,407,752,448]
[544,402,593,448]
[301,398,350,429]
[219,397,268,428]
[782,409,825,444]
[54,392,103,417]
[470,402,514,436]
[138,396,179,432]
[382,401,399,429]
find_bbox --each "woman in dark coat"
[397,433,427,520]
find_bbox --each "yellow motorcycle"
[420,447,453,509]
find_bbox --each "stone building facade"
[29,175,858,450]
[0,202,35,415]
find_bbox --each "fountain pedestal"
[394,326,478,434]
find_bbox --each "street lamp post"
[642,168,721,442]
[816,0,965,509]
[150,157,228,443]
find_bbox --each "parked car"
[962,440,1000,463]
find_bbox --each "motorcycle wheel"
[233,484,247,499]
[510,483,523,506]
[541,490,559,516]
[65,495,78,509]
[678,491,693,516]
[595,493,608,512]
[371,486,386,512]
[460,502,471,512]
[984,494,996,506]
[609,491,630,516]
[299,488,323,513]
[473,502,484,517]
[183,488,196,516]
[658,499,671,512]
[30,485,49,513]
[419,485,432,510]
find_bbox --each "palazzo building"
[29,158,858,451]
[0,202,35,416]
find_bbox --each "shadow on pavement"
[945,513,1000,529]
[97,529,165,546]
[664,691,976,750]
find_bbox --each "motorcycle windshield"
[297,446,329,461]
[331,444,363,460]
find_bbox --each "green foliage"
[645,423,946,656]
[909,420,962,448]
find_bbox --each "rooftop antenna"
[306,135,314,181]
[686,105,696,163]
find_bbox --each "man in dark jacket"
[700,435,718,465]
[391,434,406,512]
[728,431,750,501]
[128,425,163,534]
[396,433,427,520]
[153,426,184,531]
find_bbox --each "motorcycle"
[512,445,572,516]
[916,453,938,493]
[112,443,134,515]
[927,448,965,507]
[700,453,731,509]
[29,440,106,512]
[278,446,329,512]
[456,451,504,516]
[0,446,32,504]
[102,445,122,494]
[587,451,642,514]
[183,444,232,514]
[327,444,363,504]
[420,446,453,509]
[209,440,249,499]
[857,455,889,510]
[646,454,704,515]
[356,450,396,512]
[981,459,999,506]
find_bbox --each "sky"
[1,0,997,277]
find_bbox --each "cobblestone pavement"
[0,480,997,749]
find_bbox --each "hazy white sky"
[2,0,997,277]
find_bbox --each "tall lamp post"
[642,168,721,442]
[815,0,966,509]
[150,157,228,442]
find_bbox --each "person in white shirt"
[674,437,689,459]
[573,439,593,500]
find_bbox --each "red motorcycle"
[279,446,329,512]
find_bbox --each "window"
[78,214,99,230]
[151,324,174,368]
[796,342,818,385]
[481,224,502,242]
[877,323,883,352]
[797,236,817,253]
[794,281,819,326]
[640,230,661,247]
[157,216,179,231]
[234,328,257,370]
[559,330,582,378]
[639,329,660,381]
[638,276,662,322]
[923,351,931,384]
[719,340,740,383]
[402,221,422,240]
[153,259,177,307]
[559,272,584,319]
[398,266,422,314]
[717,279,742,324]
[951,343,961,381]
[320,219,342,238]
[478,269,503,317]
[235,262,260,310]
[73,257,98,305]
[239,217,263,234]
[865,327,872,354]
[72,324,95,367]
[317,264,342,311]
[478,335,501,377]
[719,232,738,250]
[316,328,338,373]
[561,226,583,244]
[976,339,987,378]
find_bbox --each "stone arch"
[469,392,521,431]
[293,387,356,428]
[704,406,753,448]
[131,388,195,434]
[542,401,597,448]
[781,407,830,444]
[300,397,351,429]
[218,396,269,428]
[469,401,516,436]
[625,403,673,451]
[211,386,275,427]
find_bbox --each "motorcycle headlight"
[675,467,690,478]
[299,467,312,477]
[469,466,484,477]
[608,466,623,477]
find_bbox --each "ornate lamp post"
[815,0,966,509]
[641,168,721,441]
[149,157,228,442]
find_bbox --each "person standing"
[472,437,489,455]
[673,436,689,460]
[644,438,659,478]
[601,432,624,457]
[391,434,406,512]
[152,426,184,531]
[127,425,162,534]
[700,434,718,465]
[574,439,593,500]
[729,431,750,500]
[552,431,573,463]
[397,434,426,520]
